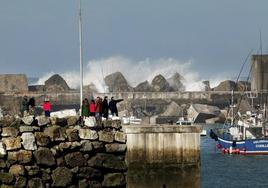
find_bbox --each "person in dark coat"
[102,96,109,119]
[81,98,90,118]
[21,96,29,117]
[109,97,123,116]
[28,97,36,116]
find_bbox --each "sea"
[127,124,268,188]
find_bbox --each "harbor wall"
[0,118,127,187]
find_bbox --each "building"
[251,54,268,92]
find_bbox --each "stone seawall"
[0,117,127,187]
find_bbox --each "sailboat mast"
[78,0,84,115]
[231,90,234,126]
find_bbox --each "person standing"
[109,97,123,116]
[102,96,109,119]
[21,96,29,117]
[43,97,51,117]
[28,97,36,116]
[95,97,102,125]
[89,99,95,116]
[81,98,90,118]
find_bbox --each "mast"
[231,90,235,126]
[78,0,84,115]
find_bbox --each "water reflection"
[127,164,200,188]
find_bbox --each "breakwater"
[0,117,127,187]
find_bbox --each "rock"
[0,159,6,168]
[98,131,114,143]
[79,179,89,188]
[3,137,21,151]
[79,129,98,140]
[134,80,153,92]
[44,126,66,141]
[8,150,32,164]
[9,165,25,176]
[55,118,68,126]
[50,109,77,119]
[64,152,87,168]
[45,74,70,92]
[1,127,19,137]
[89,181,102,188]
[0,142,7,157]
[21,132,37,150]
[213,80,237,91]
[66,129,80,142]
[102,173,126,187]
[151,74,173,92]
[14,176,27,188]
[80,141,93,152]
[25,166,40,176]
[28,178,43,188]
[237,81,251,91]
[111,120,122,129]
[78,167,102,180]
[56,157,65,167]
[91,141,104,151]
[67,116,78,126]
[187,104,221,123]
[41,168,51,182]
[88,153,127,171]
[167,72,185,91]
[19,126,34,133]
[35,132,50,147]
[34,148,56,166]
[0,172,14,184]
[52,167,72,187]
[36,116,50,126]
[202,80,211,91]
[58,142,72,151]
[104,72,133,92]
[105,143,126,153]
[114,132,126,143]
[21,115,34,125]
[161,101,183,116]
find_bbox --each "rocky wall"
[0,117,127,187]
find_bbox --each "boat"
[210,90,268,155]
[176,117,207,136]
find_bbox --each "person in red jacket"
[89,99,95,116]
[43,97,51,117]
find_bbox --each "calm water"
[201,125,268,188]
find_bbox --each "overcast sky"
[0,0,268,79]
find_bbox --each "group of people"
[21,96,51,117]
[81,96,123,120]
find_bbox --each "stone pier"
[124,125,201,166]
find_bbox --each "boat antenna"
[78,0,84,116]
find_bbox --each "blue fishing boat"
[210,90,268,155]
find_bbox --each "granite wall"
[0,117,127,187]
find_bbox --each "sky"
[0,0,268,85]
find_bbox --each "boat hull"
[210,130,268,155]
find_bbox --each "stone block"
[0,172,14,184]
[91,141,104,151]
[34,148,55,166]
[67,116,78,126]
[79,129,98,140]
[35,132,50,147]
[80,141,93,152]
[19,126,34,133]
[1,127,19,137]
[44,126,66,141]
[21,132,37,150]
[36,116,50,126]
[9,164,25,176]
[0,142,7,157]
[25,166,40,176]
[14,176,27,188]
[28,178,43,188]
[21,116,34,125]
[105,143,126,153]
[88,153,127,171]
[8,150,32,164]
[3,137,21,151]
[66,128,80,142]
[52,167,72,187]
[99,131,114,143]
[78,167,102,180]
[102,173,126,187]
[0,159,6,168]
[114,131,126,143]
[64,152,87,168]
